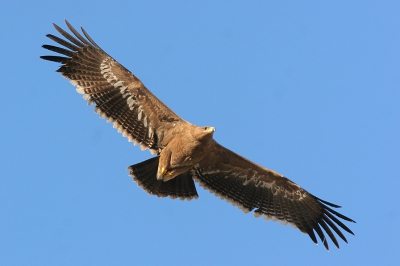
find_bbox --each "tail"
[127,157,198,200]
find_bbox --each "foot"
[157,167,172,181]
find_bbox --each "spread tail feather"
[127,157,198,200]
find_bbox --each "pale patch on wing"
[70,57,157,154]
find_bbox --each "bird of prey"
[41,20,355,250]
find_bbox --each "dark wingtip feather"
[310,194,356,249]
[40,55,69,63]
[324,210,355,236]
[42,44,74,57]
[323,204,356,223]
[45,34,79,51]
[322,213,349,244]
[65,19,91,46]
[319,219,340,249]
[313,195,342,208]
[312,194,356,224]
[52,22,85,47]
[307,229,318,245]
[314,223,329,251]
[81,26,100,48]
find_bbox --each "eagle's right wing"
[41,20,183,154]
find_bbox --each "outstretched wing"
[41,20,182,153]
[192,141,355,250]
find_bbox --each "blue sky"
[1,1,399,265]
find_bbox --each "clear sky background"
[1,1,399,265]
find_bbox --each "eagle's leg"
[157,164,196,182]
[157,150,191,181]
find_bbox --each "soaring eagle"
[41,20,355,250]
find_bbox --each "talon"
[161,167,166,174]
[157,167,172,180]
[161,167,172,176]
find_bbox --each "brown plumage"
[41,20,355,250]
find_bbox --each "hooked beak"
[206,127,216,133]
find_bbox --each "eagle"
[41,20,355,250]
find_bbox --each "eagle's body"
[41,20,355,250]
[157,124,215,181]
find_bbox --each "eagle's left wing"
[192,141,355,250]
